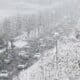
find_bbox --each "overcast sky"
[0,0,57,19]
[0,0,78,19]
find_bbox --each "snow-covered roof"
[13,40,28,48]
[14,32,28,41]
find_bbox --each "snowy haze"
[0,0,77,19]
[1,0,80,80]
[0,0,54,18]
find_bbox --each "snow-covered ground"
[14,48,56,80]
[12,37,80,80]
